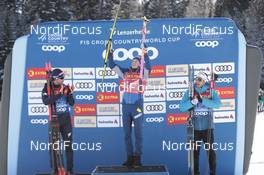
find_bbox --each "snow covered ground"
[247,112,264,175]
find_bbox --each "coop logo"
[74,104,96,116]
[144,102,166,114]
[27,68,46,79]
[75,94,94,100]
[167,113,188,125]
[215,77,233,84]
[169,104,180,109]
[73,80,95,91]
[213,62,235,74]
[146,117,164,123]
[194,111,209,116]
[28,104,49,116]
[103,47,159,61]
[195,40,219,48]
[31,119,48,125]
[41,45,65,52]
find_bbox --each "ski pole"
[140,16,149,80]
[102,0,122,82]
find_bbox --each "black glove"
[196,94,203,103]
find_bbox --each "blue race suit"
[108,51,151,156]
[180,83,221,175]
[42,83,74,172]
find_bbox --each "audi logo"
[215,77,233,83]
[98,70,116,76]
[146,117,164,123]
[41,45,65,52]
[30,106,48,113]
[31,119,48,125]
[76,95,94,100]
[195,41,219,48]
[169,104,180,109]
[103,47,159,61]
[146,105,164,111]
[168,91,184,98]
[214,65,233,72]
[194,111,209,116]
[75,82,94,89]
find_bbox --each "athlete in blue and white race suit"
[108,42,151,167]
[42,68,75,175]
[180,72,222,175]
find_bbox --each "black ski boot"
[122,155,134,167]
[133,155,142,167]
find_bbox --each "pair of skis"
[45,62,66,175]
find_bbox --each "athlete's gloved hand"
[191,98,199,106]
[106,39,113,53]
[68,85,75,94]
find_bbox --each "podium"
[92,165,169,175]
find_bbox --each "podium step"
[35,173,91,175]
[92,165,169,175]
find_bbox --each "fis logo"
[41,45,65,52]
[195,41,219,48]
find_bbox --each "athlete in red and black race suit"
[42,68,75,175]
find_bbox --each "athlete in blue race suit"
[107,41,151,167]
[180,72,222,175]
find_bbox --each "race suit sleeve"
[108,51,129,78]
[201,90,222,109]
[179,90,194,112]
